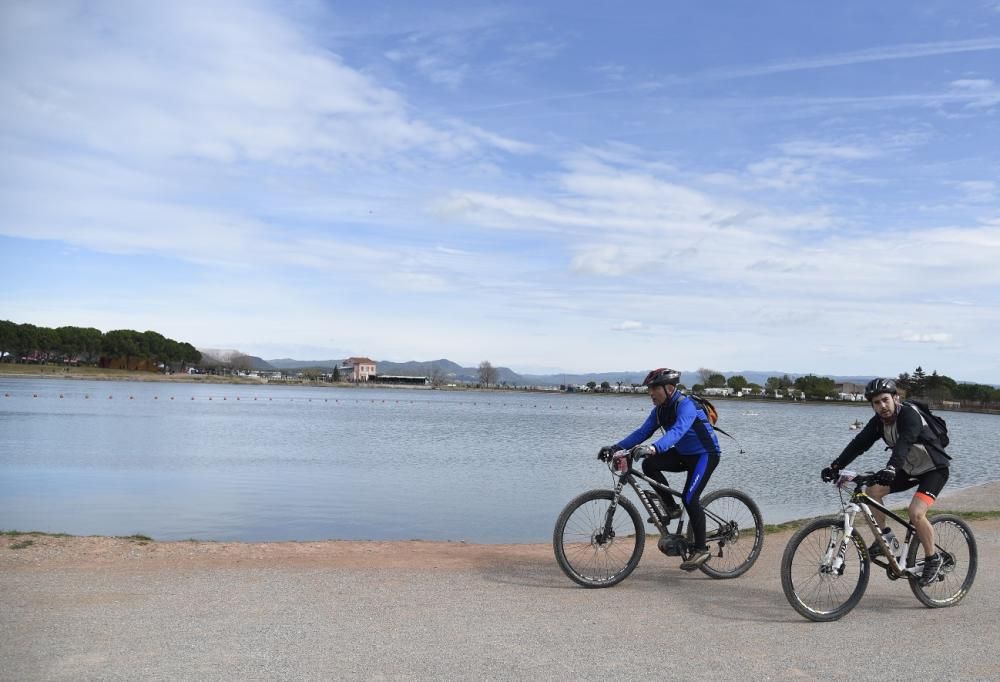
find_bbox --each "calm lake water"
[2,378,998,543]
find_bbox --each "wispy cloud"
[698,38,1000,81]
[899,332,954,344]
[2,2,999,380]
[778,140,882,160]
[951,78,995,90]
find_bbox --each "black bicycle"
[781,470,978,622]
[553,449,764,587]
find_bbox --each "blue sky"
[2,1,999,381]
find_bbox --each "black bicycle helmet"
[642,367,681,388]
[864,377,897,401]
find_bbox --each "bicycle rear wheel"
[553,489,645,588]
[781,517,870,622]
[692,489,764,579]
[908,514,977,608]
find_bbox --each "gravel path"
[2,483,998,681]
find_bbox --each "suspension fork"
[601,475,629,537]
[825,503,860,573]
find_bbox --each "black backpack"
[905,399,950,449]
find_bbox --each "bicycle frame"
[596,465,686,538]
[835,490,917,578]
[829,476,948,579]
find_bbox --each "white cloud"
[0,1,522,170]
[951,78,994,90]
[899,332,954,344]
[698,37,1000,81]
[612,320,644,332]
[779,140,881,160]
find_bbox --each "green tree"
[586,381,597,391]
[707,373,727,388]
[600,381,611,392]
[922,371,957,401]
[793,374,837,400]
[179,342,201,367]
[57,326,103,364]
[895,371,912,393]
[102,329,142,368]
[911,366,927,396]
[0,320,18,361]
[726,375,748,392]
[14,323,39,361]
[35,326,58,362]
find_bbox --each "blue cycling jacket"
[616,391,721,457]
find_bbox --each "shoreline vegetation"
[3,363,998,415]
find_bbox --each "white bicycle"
[781,470,977,622]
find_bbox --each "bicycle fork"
[826,502,914,578]
[598,477,628,543]
[822,504,860,575]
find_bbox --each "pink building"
[343,357,376,382]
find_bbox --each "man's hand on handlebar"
[597,445,617,461]
[629,444,655,461]
[611,451,630,472]
[875,465,896,485]
[820,463,841,482]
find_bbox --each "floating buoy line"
[2,392,606,409]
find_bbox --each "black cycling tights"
[642,449,720,549]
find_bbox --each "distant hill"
[267,358,340,370]
[199,351,993,387]
[259,358,878,387]
[199,348,273,370]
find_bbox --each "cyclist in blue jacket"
[598,367,721,571]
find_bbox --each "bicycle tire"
[553,489,645,588]
[692,488,764,579]
[907,514,977,608]
[781,517,870,622]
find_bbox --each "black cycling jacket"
[833,402,949,475]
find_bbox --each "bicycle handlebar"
[831,470,878,488]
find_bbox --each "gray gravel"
[3,492,998,680]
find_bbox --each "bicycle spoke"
[554,490,645,588]
[908,515,977,608]
[781,519,869,621]
[695,489,763,579]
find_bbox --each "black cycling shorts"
[888,467,949,503]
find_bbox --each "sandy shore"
[2,480,996,572]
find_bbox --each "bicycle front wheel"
[553,489,645,588]
[908,514,977,608]
[694,488,764,579]
[781,517,870,622]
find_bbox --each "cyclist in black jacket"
[821,378,951,585]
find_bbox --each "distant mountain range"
[198,349,875,387]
